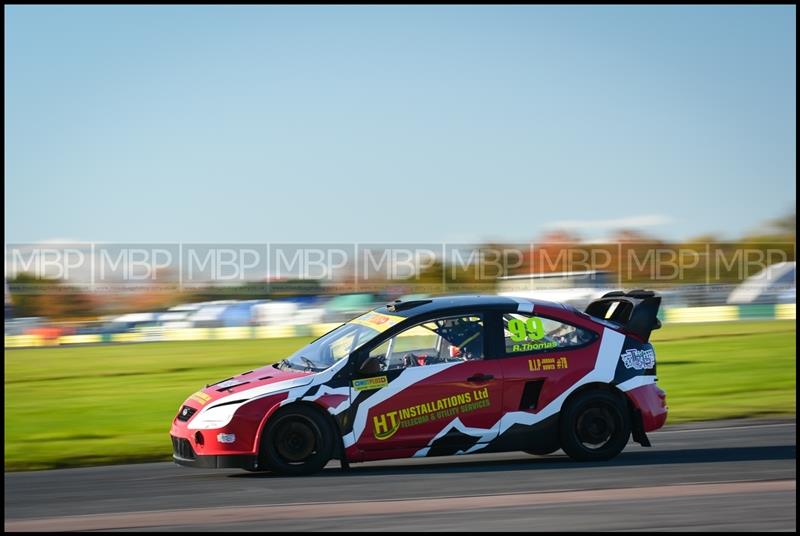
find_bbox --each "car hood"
[189,364,314,407]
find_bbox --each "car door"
[346,312,504,455]
[497,309,602,439]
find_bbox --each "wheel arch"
[256,400,346,461]
[560,381,648,446]
[562,382,628,410]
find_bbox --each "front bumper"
[171,435,258,470]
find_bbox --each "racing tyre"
[559,390,630,462]
[260,405,334,476]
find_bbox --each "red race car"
[170,292,667,475]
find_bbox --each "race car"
[170,291,668,475]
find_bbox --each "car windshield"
[280,311,405,371]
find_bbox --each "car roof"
[372,294,567,318]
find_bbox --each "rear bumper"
[625,383,668,432]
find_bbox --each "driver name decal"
[510,340,558,353]
[373,387,491,440]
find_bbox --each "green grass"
[4,320,796,471]
[4,338,313,471]
[650,321,796,423]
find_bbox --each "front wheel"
[559,390,630,461]
[259,406,334,476]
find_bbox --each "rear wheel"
[259,405,334,476]
[559,390,630,461]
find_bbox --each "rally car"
[170,291,668,475]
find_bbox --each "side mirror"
[358,355,382,375]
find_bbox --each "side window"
[369,315,484,372]
[503,313,595,354]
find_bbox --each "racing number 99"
[508,317,545,342]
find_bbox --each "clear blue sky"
[5,5,796,244]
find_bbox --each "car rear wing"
[585,290,662,342]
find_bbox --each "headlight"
[176,405,197,422]
[187,402,244,430]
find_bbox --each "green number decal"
[508,317,545,341]
[508,318,527,342]
[526,317,545,340]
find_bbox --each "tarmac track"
[4,419,796,531]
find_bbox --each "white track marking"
[651,422,795,434]
[6,480,794,531]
